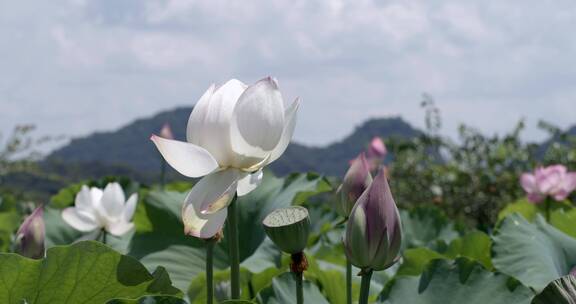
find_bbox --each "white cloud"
[1,0,575,150]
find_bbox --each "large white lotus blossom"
[62,183,138,236]
[151,77,299,239]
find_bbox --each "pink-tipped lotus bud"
[15,206,45,259]
[335,153,372,218]
[367,137,387,159]
[344,169,402,271]
[159,123,174,140]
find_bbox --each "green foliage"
[400,206,460,250]
[128,172,330,293]
[397,231,492,276]
[0,194,21,252]
[381,259,533,304]
[388,115,576,230]
[492,214,576,292]
[107,296,187,304]
[0,241,181,303]
[4,158,576,303]
[256,272,330,304]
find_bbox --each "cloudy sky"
[1,0,575,149]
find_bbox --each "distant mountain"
[46,107,422,178]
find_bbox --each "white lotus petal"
[123,193,138,222]
[186,84,216,143]
[75,185,95,213]
[187,79,247,166]
[267,98,300,164]
[106,221,134,236]
[62,208,100,232]
[100,183,125,220]
[189,169,240,215]
[230,78,285,163]
[182,188,229,239]
[151,135,219,178]
[237,169,263,196]
[90,188,103,207]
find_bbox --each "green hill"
[46,107,422,177]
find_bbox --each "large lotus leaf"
[400,206,459,250]
[0,241,180,303]
[444,231,492,269]
[128,190,228,292]
[498,198,572,224]
[550,208,576,238]
[397,231,492,276]
[107,296,186,304]
[532,275,576,304]
[187,266,284,303]
[0,209,20,252]
[256,272,330,304]
[492,213,576,292]
[397,248,445,276]
[380,258,534,304]
[497,199,538,223]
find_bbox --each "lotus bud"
[14,205,45,259]
[263,206,310,254]
[367,137,387,159]
[159,123,174,140]
[344,169,402,271]
[335,153,372,218]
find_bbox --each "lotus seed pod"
[263,206,310,254]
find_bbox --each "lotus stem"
[100,229,107,245]
[545,198,551,222]
[227,195,240,299]
[295,271,304,304]
[206,238,216,304]
[359,269,373,304]
[346,258,352,304]
[290,252,307,304]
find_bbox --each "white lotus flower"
[62,182,138,236]
[151,77,299,239]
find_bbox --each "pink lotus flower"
[520,165,576,203]
[159,123,174,140]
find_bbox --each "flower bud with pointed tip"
[335,153,372,218]
[159,123,174,140]
[367,137,387,159]
[344,169,402,271]
[263,206,310,254]
[15,206,45,259]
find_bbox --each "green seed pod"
[263,206,310,254]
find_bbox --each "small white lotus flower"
[62,182,137,236]
[151,77,299,239]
